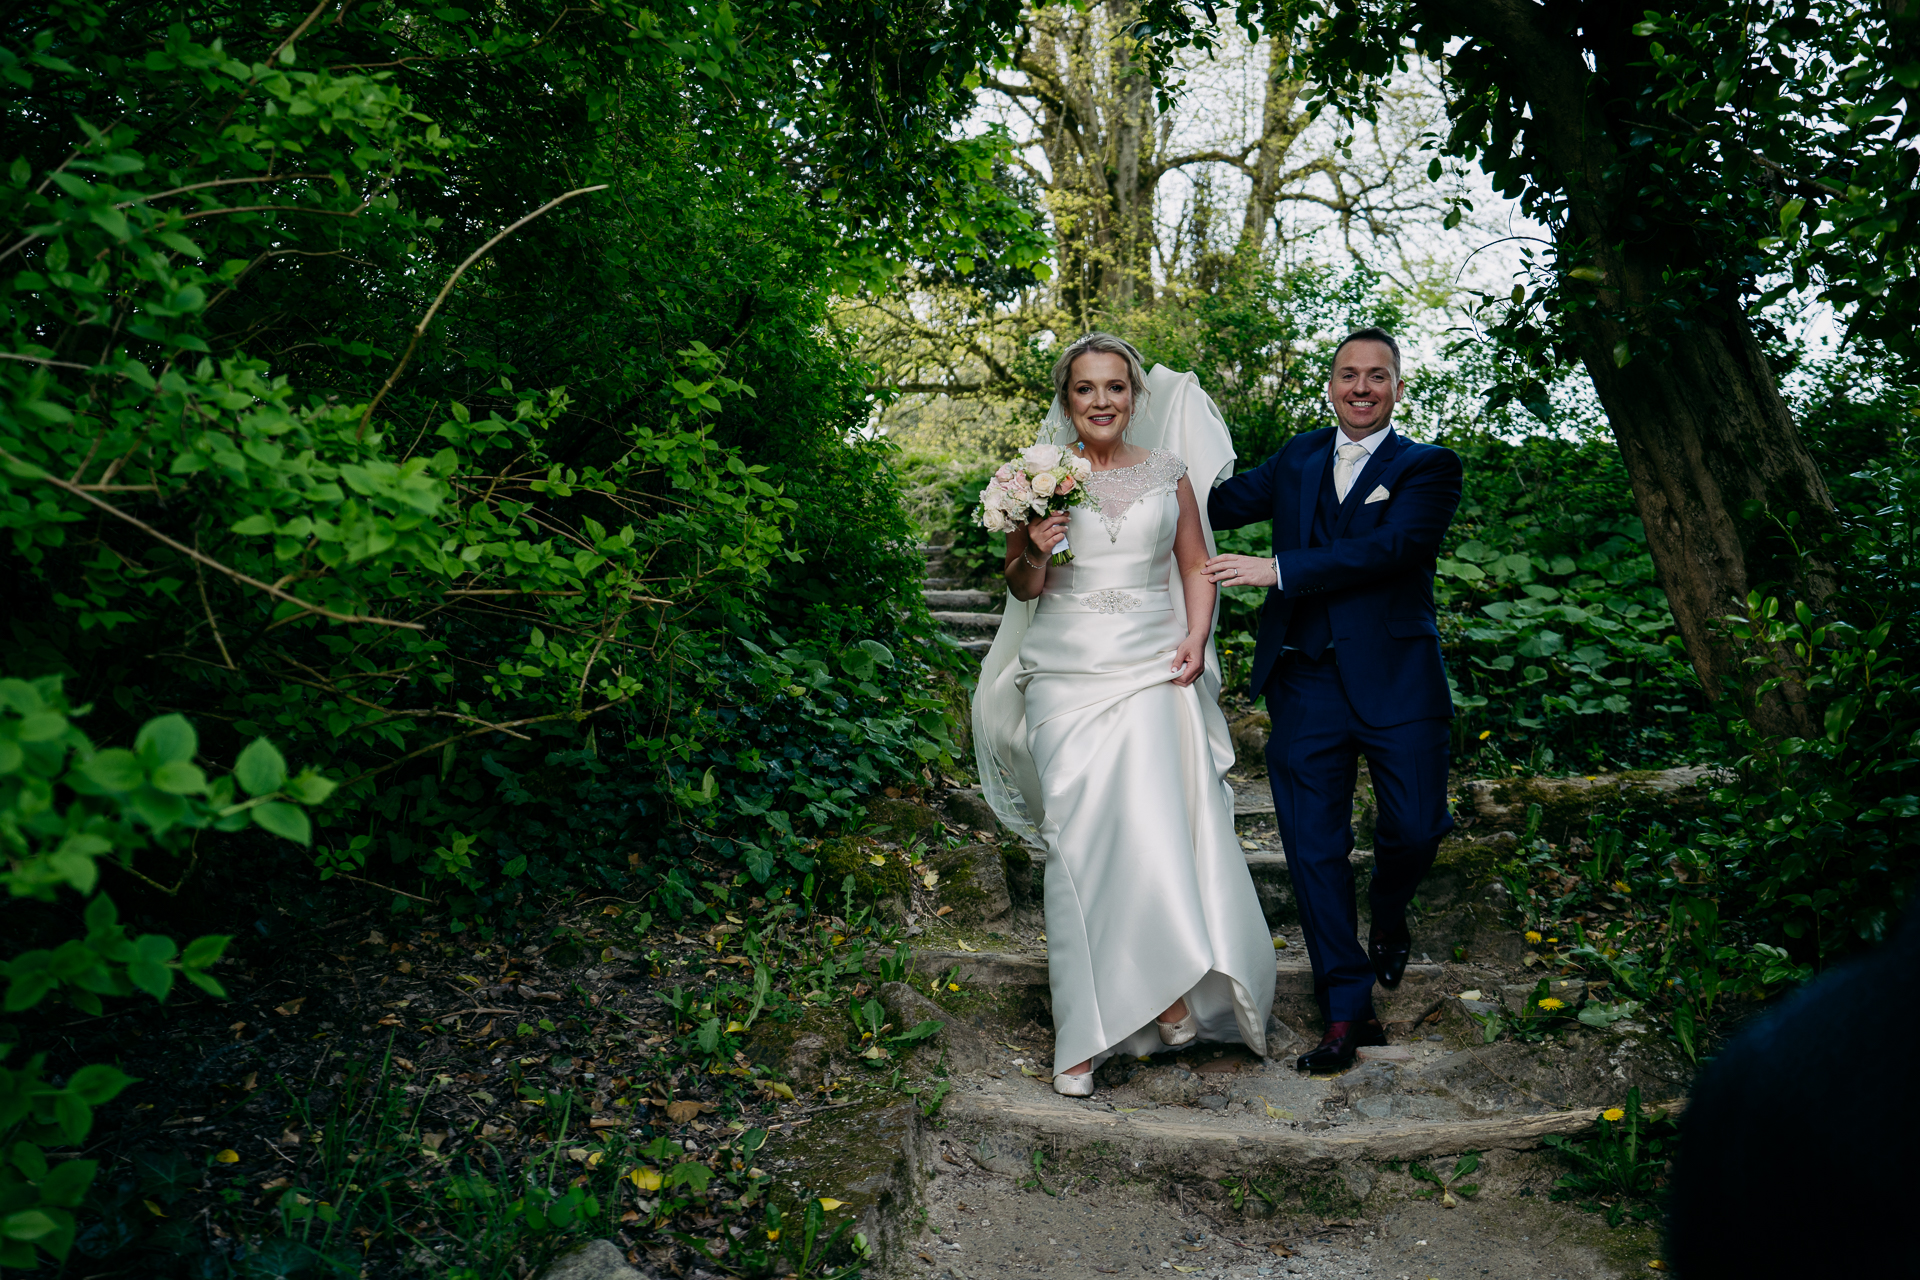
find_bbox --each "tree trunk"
[1439,0,1841,737]
[1573,301,1835,737]
[1237,42,1307,259]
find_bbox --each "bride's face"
[1066,352,1133,448]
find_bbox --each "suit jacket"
[1208,426,1463,728]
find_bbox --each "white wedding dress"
[974,367,1276,1075]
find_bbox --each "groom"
[1203,328,1462,1072]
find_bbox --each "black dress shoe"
[1295,1019,1387,1073]
[1370,921,1413,989]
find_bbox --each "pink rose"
[1054,474,1076,494]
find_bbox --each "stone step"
[950,638,994,656]
[921,576,965,589]
[923,588,994,610]
[929,610,1003,633]
[913,949,1456,1033]
[943,1085,1633,1166]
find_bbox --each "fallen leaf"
[228,1021,247,1039]
[214,1150,239,1164]
[869,854,888,867]
[398,961,413,974]
[725,1020,746,1033]
[590,1118,622,1130]
[665,1100,710,1123]
[586,1151,605,1167]
[601,905,623,917]
[921,870,940,888]
[242,1073,258,1092]
[377,1016,404,1027]
[1018,1065,1048,1078]
[566,1147,591,1163]
[934,905,953,917]
[1647,1264,1669,1273]
[620,1210,640,1223]
[1172,1267,1201,1274]
[954,939,976,952]
[818,1198,846,1211]
[144,1199,167,1217]
[760,1081,795,1101]
[394,1058,416,1072]
[279,1129,301,1146]
[631,1166,663,1190]
[260,1177,290,1190]
[274,998,307,1017]
[1267,1243,1294,1257]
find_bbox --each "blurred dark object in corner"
[1666,900,1920,1276]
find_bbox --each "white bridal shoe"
[1053,1069,1095,1097]
[1156,1008,1199,1048]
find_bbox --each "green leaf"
[252,802,312,844]
[127,960,173,1001]
[80,748,145,791]
[1,1210,59,1242]
[15,711,67,742]
[10,1142,49,1180]
[235,738,288,795]
[39,1159,98,1208]
[284,769,337,805]
[67,1063,135,1105]
[134,714,197,765]
[149,760,208,795]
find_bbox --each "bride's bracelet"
[1021,547,1046,569]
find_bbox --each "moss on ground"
[818,835,913,902]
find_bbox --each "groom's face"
[1327,339,1403,437]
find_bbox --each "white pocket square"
[1364,485,1390,504]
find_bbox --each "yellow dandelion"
[947,982,961,992]
[1537,997,1566,1011]
[1478,730,1492,741]
[1612,880,1631,894]
[1524,930,1542,944]
[1602,1107,1626,1122]
[1546,937,1559,944]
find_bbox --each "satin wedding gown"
[1013,447,1276,1074]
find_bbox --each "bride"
[973,333,1276,1097]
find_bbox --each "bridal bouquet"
[975,443,1094,563]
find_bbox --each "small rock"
[1140,1066,1205,1106]
[877,981,990,1073]
[1197,1094,1230,1110]
[1355,1044,1412,1063]
[943,789,999,831]
[540,1239,644,1280]
[926,843,1013,925]
[1229,711,1271,762]
[969,1131,1031,1177]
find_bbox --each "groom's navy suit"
[1209,425,1462,1023]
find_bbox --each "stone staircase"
[755,781,1690,1280]
[921,536,1001,656]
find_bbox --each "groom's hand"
[1202,554,1278,588]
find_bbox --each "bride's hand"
[1025,513,1070,557]
[1169,633,1206,687]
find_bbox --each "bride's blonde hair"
[1051,332,1150,411]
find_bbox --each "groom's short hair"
[1331,327,1402,383]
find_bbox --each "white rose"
[1022,443,1064,472]
[1066,454,1093,480]
[1031,470,1058,497]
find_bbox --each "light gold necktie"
[1333,441,1368,502]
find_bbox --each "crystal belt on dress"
[1035,587,1173,615]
